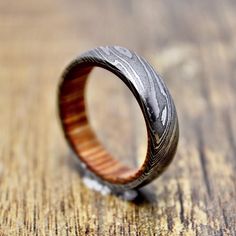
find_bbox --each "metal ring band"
[58,46,179,192]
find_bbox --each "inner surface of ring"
[59,65,146,184]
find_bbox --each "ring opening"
[59,65,148,184]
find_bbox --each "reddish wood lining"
[59,68,139,183]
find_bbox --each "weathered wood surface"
[0,0,236,235]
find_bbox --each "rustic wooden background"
[0,0,236,235]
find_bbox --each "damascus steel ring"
[58,46,179,192]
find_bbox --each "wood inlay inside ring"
[59,66,136,183]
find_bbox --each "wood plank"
[0,0,235,235]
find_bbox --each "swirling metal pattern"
[58,46,179,192]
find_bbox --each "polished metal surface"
[58,46,179,192]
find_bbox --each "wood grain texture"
[0,0,236,235]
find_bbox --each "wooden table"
[0,0,235,235]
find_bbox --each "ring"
[58,46,179,192]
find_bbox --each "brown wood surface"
[0,0,236,235]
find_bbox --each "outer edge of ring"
[58,45,179,192]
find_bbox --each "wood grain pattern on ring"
[58,46,179,192]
